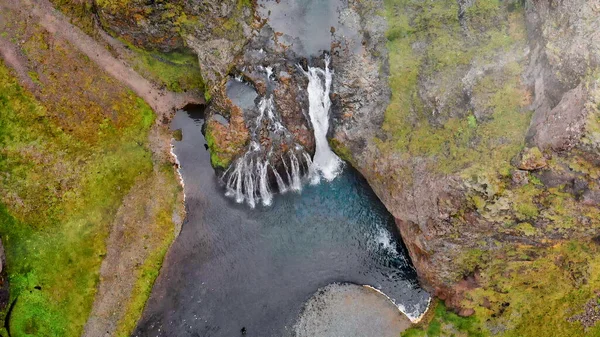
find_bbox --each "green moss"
[411,242,600,337]
[515,222,536,236]
[0,59,154,336]
[48,0,98,37]
[464,242,600,337]
[121,40,205,93]
[458,249,489,277]
[512,184,541,220]
[381,0,530,176]
[95,0,132,11]
[402,301,486,337]
[471,195,487,212]
[49,0,205,95]
[172,129,183,142]
[329,138,355,165]
[204,126,232,169]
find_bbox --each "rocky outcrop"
[96,0,254,87]
[330,0,391,164]
[332,0,600,314]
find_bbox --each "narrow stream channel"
[133,108,429,337]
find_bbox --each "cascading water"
[303,56,342,181]
[222,57,342,207]
[223,69,309,207]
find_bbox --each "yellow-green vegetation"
[382,1,600,336]
[115,229,173,337]
[330,138,355,166]
[204,101,250,170]
[0,59,154,336]
[405,242,600,337]
[0,6,180,334]
[121,41,205,93]
[93,0,253,52]
[95,0,132,11]
[49,0,98,37]
[48,0,205,94]
[414,171,600,335]
[205,123,233,169]
[381,0,531,175]
[403,301,485,337]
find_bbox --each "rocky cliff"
[332,0,600,334]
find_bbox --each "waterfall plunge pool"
[133,108,430,337]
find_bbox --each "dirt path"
[0,36,37,90]
[2,0,202,118]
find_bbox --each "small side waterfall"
[222,58,342,208]
[303,56,342,181]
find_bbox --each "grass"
[120,41,205,93]
[48,0,205,94]
[403,301,485,337]
[115,228,172,337]
[0,55,154,336]
[112,164,180,337]
[405,242,600,337]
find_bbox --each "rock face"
[332,0,600,311]
[96,0,254,85]
[330,0,391,164]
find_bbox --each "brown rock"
[514,147,547,171]
[511,170,529,186]
[458,308,475,317]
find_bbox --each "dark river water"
[132,109,429,337]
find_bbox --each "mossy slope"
[374,0,600,336]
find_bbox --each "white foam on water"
[170,141,185,202]
[362,285,432,324]
[374,228,400,258]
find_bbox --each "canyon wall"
[332,2,600,332]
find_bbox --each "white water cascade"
[222,58,342,208]
[303,56,342,182]
[223,68,311,208]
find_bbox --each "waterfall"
[304,56,342,181]
[221,57,342,208]
[289,152,302,192]
[273,168,287,193]
[302,152,319,185]
[258,161,273,206]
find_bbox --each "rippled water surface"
[133,110,429,337]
